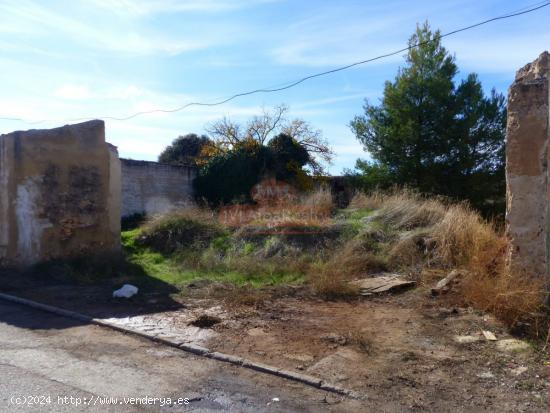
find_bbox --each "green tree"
[158,134,213,166]
[194,142,273,205]
[350,22,506,214]
[344,159,393,192]
[194,135,314,205]
[267,133,310,181]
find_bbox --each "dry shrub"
[376,190,446,230]
[388,229,433,270]
[223,286,270,308]
[431,203,504,269]
[301,186,334,215]
[348,191,386,210]
[424,201,546,333]
[460,271,546,331]
[336,189,548,334]
[333,238,388,277]
[309,265,359,300]
[222,186,334,229]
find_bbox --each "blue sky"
[0,0,549,174]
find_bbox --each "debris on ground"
[482,330,497,341]
[510,366,528,376]
[431,269,464,296]
[320,333,348,346]
[350,274,416,296]
[112,284,138,299]
[190,314,222,328]
[496,338,531,353]
[454,335,481,344]
[476,371,495,379]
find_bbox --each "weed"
[138,208,225,253]
[346,330,374,354]
[346,189,547,336]
[309,262,360,300]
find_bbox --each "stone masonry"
[506,51,550,284]
[120,159,196,218]
[0,120,121,266]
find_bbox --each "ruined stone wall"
[0,120,120,266]
[120,159,196,218]
[506,51,550,281]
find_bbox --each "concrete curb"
[0,292,357,398]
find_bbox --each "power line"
[2,1,549,125]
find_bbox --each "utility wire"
[2,1,549,125]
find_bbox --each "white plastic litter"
[113,284,139,298]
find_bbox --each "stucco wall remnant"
[506,51,550,281]
[120,159,196,218]
[0,120,121,266]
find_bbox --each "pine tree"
[350,22,506,214]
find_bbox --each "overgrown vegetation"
[116,186,547,338]
[319,190,547,336]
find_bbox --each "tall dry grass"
[319,189,548,333]
[222,186,334,229]
[365,189,447,230]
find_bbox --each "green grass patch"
[121,229,305,289]
[337,207,376,221]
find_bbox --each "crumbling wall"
[120,159,196,218]
[506,51,550,281]
[0,120,120,266]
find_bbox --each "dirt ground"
[203,288,550,412]
[2,279,549,412]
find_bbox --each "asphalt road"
[0,299,361,412]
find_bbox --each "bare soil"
[203,288,549,411]
[2,279,549,412]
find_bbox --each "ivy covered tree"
[194,134,314,205]
[158,134,215,166]
[350,22,506,215]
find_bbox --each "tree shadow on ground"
[0,253,184,330]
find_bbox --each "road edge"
[0,292,359,399]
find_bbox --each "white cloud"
[0,0,211,56]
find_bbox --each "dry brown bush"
[221,186,333,229]
[348,191,386,210]
[223,286,270,308]
[309,263,360,300]
[460,271,546,330]
[376,190,446,230]
[431,203,504,269]
[387,229,433,270]
[316,189,547,334]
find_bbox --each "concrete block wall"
[120,159,196,218]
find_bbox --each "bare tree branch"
[246,104,288,144]
[205,105,334,174]
[206,117,243,149]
